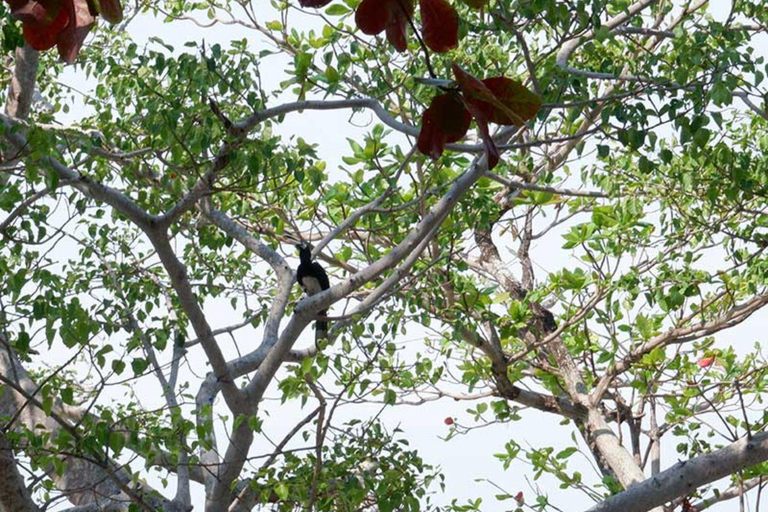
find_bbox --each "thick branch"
[4,43,38,120]
[585,432,768,512]
[0,430,41,512]
[201,202,294,350]
[148,233,246,413]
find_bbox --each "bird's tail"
[315,309,329,342]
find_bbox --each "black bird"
[296,242,330,340]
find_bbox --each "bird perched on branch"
[296,242,330,340]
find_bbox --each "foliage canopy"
[1,1,768,512]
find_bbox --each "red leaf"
[698,357,714,368]
[22,4,69,51]
[10,0,62,27]
[355,0,414,52]
[88,0,123,23]
[417,91,471,160]
[419,0,458,53]
[5,0,27,9]
[385,1,411,52]
[298,0,333,7]
[452,63,503,106]
[355,0,388,35]
[56,0,95,63]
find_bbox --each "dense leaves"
[2,1,768,512]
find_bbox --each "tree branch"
[584,431,768,512]
[0,430,41,512]
[4,43,38,120]
[555,0,660,82]
[593,291,768,402]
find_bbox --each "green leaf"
[325,4,350,15]
[275,483,289,500]
[131,358,149,375]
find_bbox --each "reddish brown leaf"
[459,0,488,8]
[419,0,458,53]
[452,63,505,108]
[385,0,412,52]
[452,63,539,169]
[11,0,62,27]
[452,62,541,129]
[88,0,122,23]
[356,0,388,35]
[355,0,414,52]
[417,91,471,160]
[453,63,525,125]
[5,0,28,10]
[481,76,541,124]
[298,0,333,7]
[22,4,69,51]
[464,101,499,169]
[56,0,95,63]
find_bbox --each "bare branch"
[585,432,768,512]
[484,171,608,198]
[4,43,39,120]
[0,430,41,512]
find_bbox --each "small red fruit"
[698,357,714,368]
[444,417,454,425]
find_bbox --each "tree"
[1,0,768,511]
